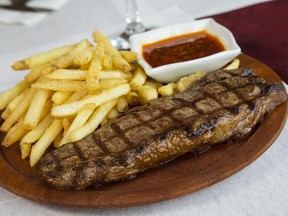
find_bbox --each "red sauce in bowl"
[142,30,225,68]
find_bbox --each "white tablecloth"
[1,0,288,215]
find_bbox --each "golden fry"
[143,79,163,90]
[62,118,73,135]
[53,132,63,148]
[62,91,87,104]
[1,88,28,119]
[100,117,108,127]
[24,89,51,130]
[177,71,207,92]
[6,88,29,112]
[1,108,10,120]
[2,120,28,147]
[32,79,87,92]
[107,107,119,120]
[24,40,91,83]
[74,47,95,66]
[224,58,240,70]
[119,50,138,63]
[158,83,177,97]
[0,88,36,132]
[99,70,133,81]
[20,142,32,160]
[138,85,158,105]
[21,114,54,144]
[47,69,87,80]
[44,39,92,73]
[87,42,105,90]
[92,31,131,72]
[126,91,140,106]
[47,69,132,81]
[52,91,72,105]
[0,80,31,110]
[51,84,130,117]
[12,44,76,70]
[130,66,147,91]
[29,119,63,167]
[116,96,129,112]
[90,79,128,91]
[101,54,113,69]
[70,100,117,142]
[59,103,96,146]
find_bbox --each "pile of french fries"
[0,30,240,167]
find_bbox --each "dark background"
[207,0,288,83]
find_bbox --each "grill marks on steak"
[38,68,287,190]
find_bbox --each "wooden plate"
[0,54,287,208]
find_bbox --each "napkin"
[0,0,69,25]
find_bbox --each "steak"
[39,68,287,190]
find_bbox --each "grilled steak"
[39,68,287,190]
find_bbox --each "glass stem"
[124,0,146,36]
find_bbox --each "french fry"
[24,89,51,130]
[47,69,132,81]
[120,50,138,63]
[116,96,129,112]
[53,132,63,148]
[47,69,87,80]
[158,83,177,97]
[62,91,87,104]
[70,99,117,142]
[80,63,90,70]
[101,54,113,69]
[99,70,133,80]
[24,40,91,83]
[144,79,163,90]
[32,79,87,92]
[12,44,76,70]
[51,83,131,117]
[59,103,96,146]
[130,66,147,91]
[2,89,29,120]
[44,39,92,73]
[0,88,36,132]
[74,47,95,66]
[29,119,63,167]
[177,71,207,92]
[1,108,11,120]
[62,118,72,135]
[107,107,119,120]
[87,42,105,90]
[138,85,158,105]
[21,114,54,144]
[24,65,47,83]
[2,120,28,147]
[6,88,29,112]
[90,79,128,91]
[20,142,32,160]
[40,100,52,118]
[52,91,72,105]
[100,117,108,126]
[93,31,131,72]
[126,91,140,106]
[224,58,240,70]
[0,80,31,110]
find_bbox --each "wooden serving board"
[0,54,287,208]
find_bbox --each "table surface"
[1,0,288,215]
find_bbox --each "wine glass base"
[110,36,131,50]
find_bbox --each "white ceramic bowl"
[129,18,241,83]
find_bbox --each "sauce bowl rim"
[129,18,241,83]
